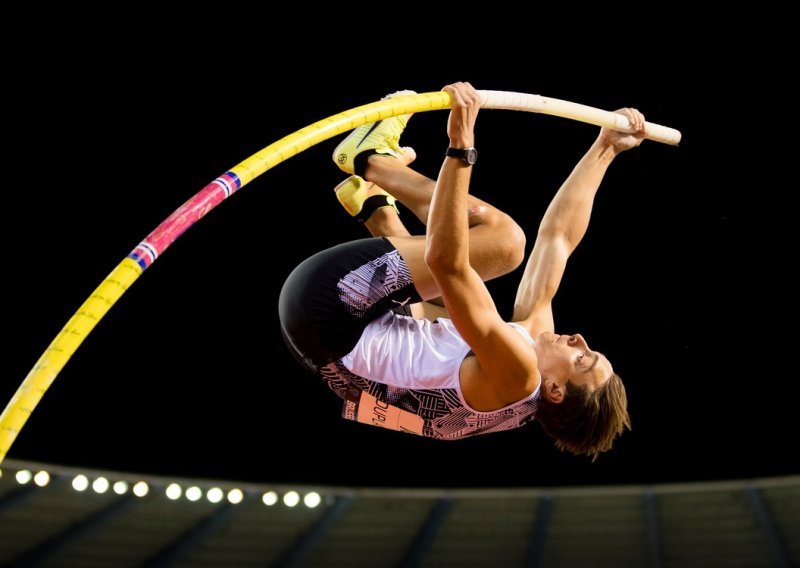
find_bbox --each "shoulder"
[459,349,541,412]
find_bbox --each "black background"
[2,29,791,489]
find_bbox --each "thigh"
[386,235,439,300]
[388,217,521,302]
[279,237,421,369]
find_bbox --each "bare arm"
[513,108,647,334]
[426,83,540,405]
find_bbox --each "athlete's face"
[534,332,613,402]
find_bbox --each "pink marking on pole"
[127,172,241,271]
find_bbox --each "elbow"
[537,220,565,241]
[424,244,464,278]
[537,223,577,253]
[424,246,453,274]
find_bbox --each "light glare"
[304,492,321,508]
[283,491,300,507]
[185,486,202,502]
[72,474,89,491]
[207,487,224,503]
[92,477,110,493]
[33,471,51,487]
[227,488,244,504]
[16,470,32,484]
[166,483,182,500]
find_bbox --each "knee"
[498,213,527,270]
[480,209,525,272]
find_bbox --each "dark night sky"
[2,34,790,489]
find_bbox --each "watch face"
[465,147,478,164]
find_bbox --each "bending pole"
[0,91,681,465]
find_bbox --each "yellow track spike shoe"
[332,90,416,176]
[334,175,398,222]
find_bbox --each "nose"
[568,334,588,348]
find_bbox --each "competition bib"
[342,391,424,436]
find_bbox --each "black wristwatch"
[446,146,478,165]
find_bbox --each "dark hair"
[536,372,631,461]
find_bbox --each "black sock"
[356,195,395,222]
[354,150,379,178]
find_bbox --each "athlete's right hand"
[442,82,481,148]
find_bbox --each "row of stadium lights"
[1,468,322,508]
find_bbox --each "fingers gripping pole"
[0,90,680,465]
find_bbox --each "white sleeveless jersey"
[319,312,541,440]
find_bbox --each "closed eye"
[579,351,601,373]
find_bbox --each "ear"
[542,377,564,404]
